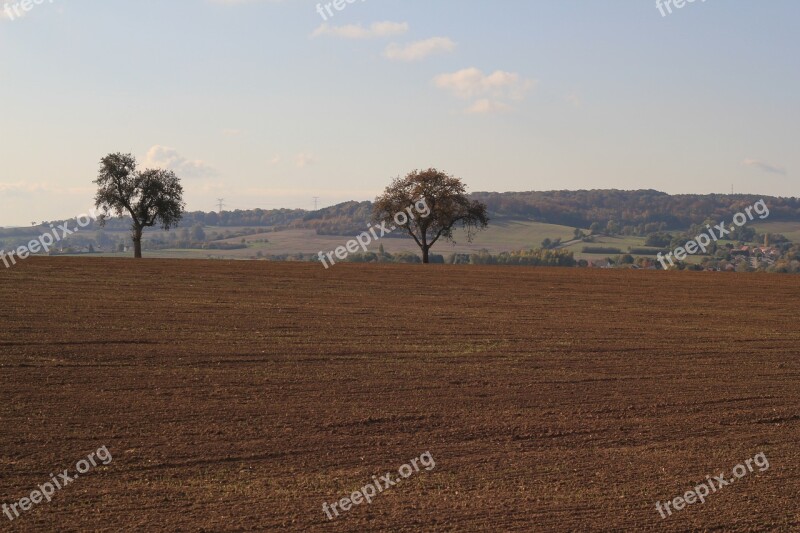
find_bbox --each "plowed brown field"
[1,259,798,532]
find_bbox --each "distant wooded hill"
[5,190,800,238]
[183,190,799,237]
[471,190,800,233]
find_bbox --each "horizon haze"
[1,0,798,226]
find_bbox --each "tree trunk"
[422,246,430,264]
[133,227,143,259]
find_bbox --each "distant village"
[587,235,800,273]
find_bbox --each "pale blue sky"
[0,0,797,226]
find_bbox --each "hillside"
[2,191,800,270]
[193,190,800,236]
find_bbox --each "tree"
[645,233,672,248]
[373,168,489,263]
[94,153,185,258]
[541,238,562,250]
[191,223,206,242]
[178,228,191,248]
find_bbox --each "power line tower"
[217,198,225,213]
[313,197,320,210]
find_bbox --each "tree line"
[472,190,800,234]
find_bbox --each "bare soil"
[1,259,798,531]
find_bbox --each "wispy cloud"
[435,68,536,100]
[384,37,456,62]
[465,99,512,115]
[565,91,582,108]
[434,67,536,114]
[742,158,787,176]
[143,146,216,178]
[311,21,409,39]
[294,152,315,168]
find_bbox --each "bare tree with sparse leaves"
[373,168,489,263]
[94,153,185,258]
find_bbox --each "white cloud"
[465,99,512,115]
[311,21,409,39]
[565,91,582,108]
[742,158,787,176]
[434,67,536,114]
[142,146,216,178]
[294,152,315,168]
[384,37,456,62]
[434,68,536,100]
[222,128,242,137]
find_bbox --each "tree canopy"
[373,169,489,263]
[94,153,185,258]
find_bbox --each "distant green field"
[752,221,800,243]
[560,235,646,260]
[451,219,580,251]
[15,218,793,262]
[35,220,582,259]
[230,220,582,256]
